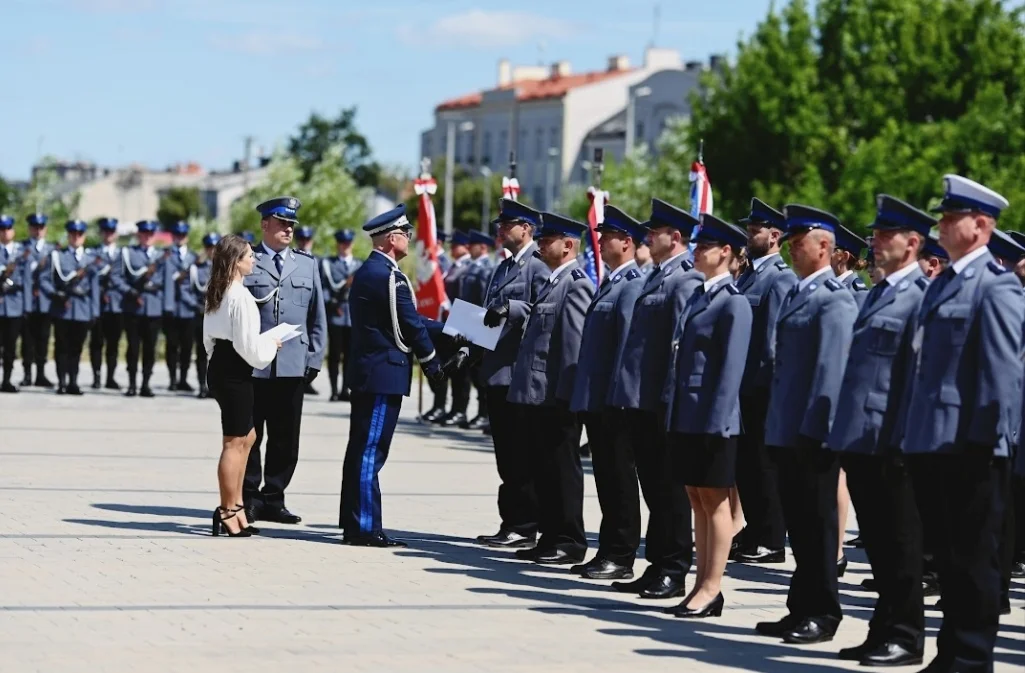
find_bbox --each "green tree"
[287,107,381,188]
[156,186,206,230]
[14,157,81,241]
[0,175,16,213]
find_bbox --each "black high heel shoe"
[212,507,252,537]
[837,555,848,578]
[233,504,260,534]
[671,593,724,619]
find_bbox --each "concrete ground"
[0,363,1022,672]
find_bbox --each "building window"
[533,185,544,206]
[483,131,492,165]
[518,129,526,160]
[549,126,560,153]
[499,130,508,162]
[535,129,543,159]
[636,122,645,144]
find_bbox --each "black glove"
[442,350,469,376]
[424,362,445,385]
[483,303,509,328]
[304,367,319,384]
[450,333,470,348]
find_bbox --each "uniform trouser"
[163,316,195,384]
[448,366,471,415]
[428,376,448,412]
[0,316,23,382]
[909,453,1007,671]
[584,411,641,566]
[528,401,586,554]
[610,407,693,580]
[470,365,488,419]
[998,467,1015,611]
[193,318,208,389]
[487,386,537,536]
[339,393,402,535]
[21,312,52,374]
[735,392,786,550]
[246,377,305,508]
[842,453,924,652]
[89,312,122,380]
[768,443,842,629]
[326,325,351,396]
[1015,474,1025,563]
[54,319,90,387]
[123,314,160,384]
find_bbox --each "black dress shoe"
[243,502,260,523]
[1011,560,1025,579]
[728,531,745,561]
[441,411,468,427]
[56,386,66,395]
[922,578,940,597]
[343,533,406,548]
[476,530,536,549]
[581,558,634,581]
[420,407,445,423]
[177,381,194,393]
[578,442,590,457]
[845,535,864,548]
[338,390,351,402]
[124,386,137,397]
[838,639,880,660]
[755,614,800,637]
[105,379,121,390]
[859,641,923,667]
[261,506,301,524]
[612,566,659,593]
[304,383,319,395]
[669,593,724,618]
[534,548,585,565]
[463,415,488,430]
[329,392,340,401]
[571,556,602,574]
[139,386,155,398]
[20,373,32,387]
[837,555,848,578]
[0,381,17,393]
[91,375,101,390]
[736,546,785,564]
[66,384,83,396]
[515,547,542,561]
[861,578,879,592]
[781,618,835,644]
[639,573,687,599]
[197,387,209,399]
[36,375,54,388]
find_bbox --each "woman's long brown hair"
[205,234,251,314]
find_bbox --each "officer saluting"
[191,233,219,398]
[321,228,361,402]
[163,221,199,392]
[114,220,166,398]
[339,205,448,547]
[0,215,32,393]
[242,197,327,525]
[903,175,1023,673]
[88,217,124,390]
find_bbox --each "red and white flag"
[413,174,448,319]
[497,174,521,260]
[689,159,713,218]
[584,186,607,285]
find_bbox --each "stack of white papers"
[262,323,302,343]
[443,299,503,351]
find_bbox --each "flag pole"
[594,147,604,189]
[416,157,431,422]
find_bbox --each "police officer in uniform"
[191,232,219,398]
[88,217,124,390]
[436,231,452,275]
[734,199,798,565]
[114,220,166,398]
[833,224,870,307]
[607,198,704,600]
[42,220,101,395]
[21,213,55,388]
[339,205,448,546]
[0,215,32,393]
[569,205,646,580]
[475,199,550,549]
[294,225,321,396]
[503,212,593,565]
[828,195,933,667]
[437,230,475,427]
[902,175,1023,672]
[461,229,495,429]
[163,221,199,392]
[918,233,949,279]
[757,205,858,645]
[321,229,361,402]
[243,197,327,525]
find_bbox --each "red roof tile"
[435,68,635,112]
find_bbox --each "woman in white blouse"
[202,235,281,537]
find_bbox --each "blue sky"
[0,0,772,181]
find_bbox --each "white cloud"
[400,10,581,49]
[208,32,324,55]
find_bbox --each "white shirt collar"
[951,245,989,275]
[608,260,635,280]
[798,265,832,291]
[881,260,919,290]
[34,239,44,251]
[548,259,577,282]
[660,250,688,270]
[836,269,855,282]
[340,253,354,263]
[105,243,117,254]
[751,253,778,271]
[261,242,285,258]
[178,245,188,257]
[455,253,472,265]
[513,241,534,263]
[371,249,398,268]
[703,271,732,293]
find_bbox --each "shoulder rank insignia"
[824,278,843,291]
[774,260,789,271]
[681,259,694,271]
[987,261,1007,275]
[625,268,641,281]
[725,283,741,295]
[915,276,930,290]
[853,278,867,290]
[571,268,587,281]
[295,249,312,258]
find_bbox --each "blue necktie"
[274,253,283,275]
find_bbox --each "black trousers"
[246,377,305,508]
[487,385,537,536]
[448,367,471,415]
[842,454,924,652]
[610,407,693,580]
[54,319,90,387]
[529,401,585,554]
[736,392,786,550]
[193,318,208,389]
[768,444,842,628]
[163,316,194,384]
[909,453,1007,671]
[1014,473,1025,563]
[88,312,122,379]
[470,365,488,419]
[123,314,160,383]
[428,376,448,412]
[0,316,23,381]
[584,411,641,566]
[327,325,352,396]
[21,312,52,372]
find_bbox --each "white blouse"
[202,281,278,369]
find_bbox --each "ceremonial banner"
[496,173,520,261]
[583,186,607,285]
[413,174,448,319]
[689,157,713,220]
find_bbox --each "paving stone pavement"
[0,364,1022,673]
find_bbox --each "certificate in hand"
[443,299,502,351]
[262,323,301,343]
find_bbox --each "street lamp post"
[625,85,652,156]
[443,120,474,236]
[479,166,492,229]
[545,147,559,211]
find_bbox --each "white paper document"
[443,299,503,351]
[262,323,301,343]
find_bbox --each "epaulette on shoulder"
[725,283,741,295]
[853,278,867,290]
[774,260,789,271]
[295,249,313,258]
[988,260,1008,275]
[625,268,641,281]
[681,259,695,271]
[915,276,930,290]
[571,268,587,281]
[824,278,843,291]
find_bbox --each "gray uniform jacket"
[664,277,752,436]
[828,266,929,454]
[902,250,1024,458]
[736,253,798,395]
[0,242,33,318]
[507,260,593,406]
[569,261,644,413]
[607,254,704,412]
[113,246,166,318]
[163,248,199,319]
[842,272,870,309]
[23,238,56,313]
[463,255,494,306]
[479,243,550,387]
[321,255,361,328]
[41,248,101,322]
[92,245,124,315]
[764,268,858,448]
[242,246,328,378]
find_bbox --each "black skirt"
[669,433,738,488]
[207,339,254,437]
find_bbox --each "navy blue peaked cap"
[834,224,867,257]
[598,205,646,242]
[257,196,302,223]
[136,220,157,233]
[0,215,15,229]
[649,198,699,236]
[871,195,936,237]
[97,217,118,231]
[988,229,1025,263]
[295,226,314,240]
[469,229,494,247]
[782,204,840,237]
[496,199,542,228]
[65,219,87,233]
[695,214,747,249]
[538,212,587,238]
[739,198,785,228]
[334,229,355,243]
[169,220,190,236]
[451,230,471,246]
[202,233,221,247]
[922,233,948,260]
[27,213,48,226]
[363,204,412,237]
